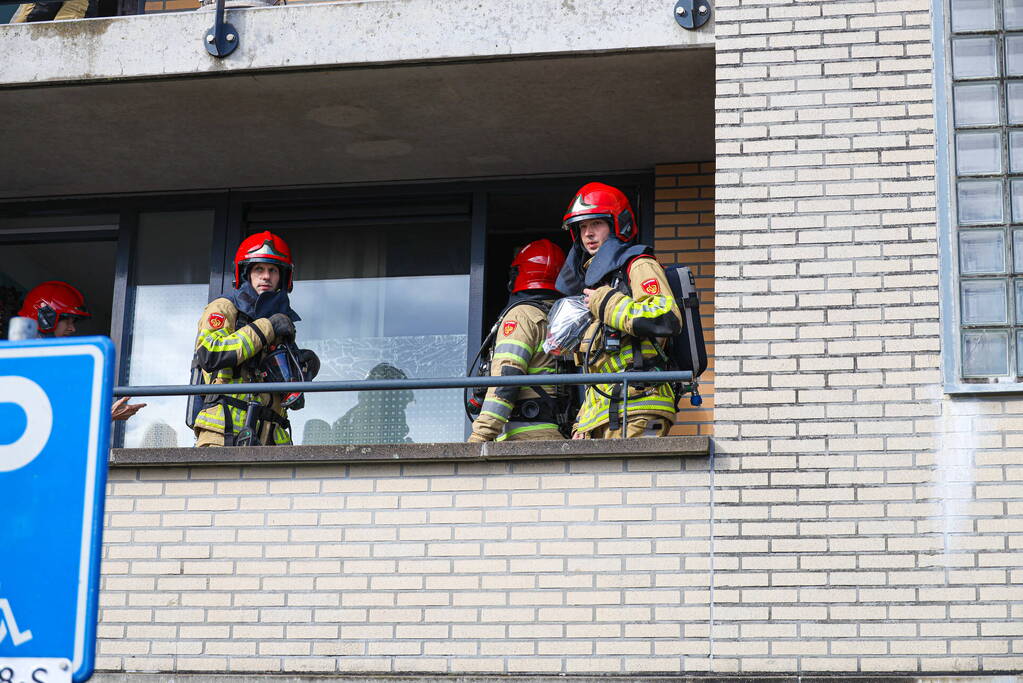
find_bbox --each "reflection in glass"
[953,37,998,78]
[959,230,1005,273]
[1008,0,1023,29]
[962,330,1009,376]
[1010,82,1023,123]
[955,83,1000,126]
[123,211,213,449]
[1008,35,1023,75]
[956,131,1002,174]
[274,221,471,445]
[962,279,1008,323]
[958,179,1004,224]
[952,0,996,31]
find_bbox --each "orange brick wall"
[653,161,714,436]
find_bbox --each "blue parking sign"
[0,336,114,683]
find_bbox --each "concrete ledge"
[109,435,710,467]
[90,674,976,683]
[0,0,712,87]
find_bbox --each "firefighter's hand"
[582,288,597,307]
[269,313,295,342]
[111,396,146,421]
[298,348,320,380]
[572,430,585,440]
[468,433,488,443]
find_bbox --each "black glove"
[268,313,295,342]
[298,348,320,380]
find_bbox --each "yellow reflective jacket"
[470,300,562,441]
[573,256,683,435]
[191,298,291,446]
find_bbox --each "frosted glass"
[962,330,1009,376]
[1009,82,1023,123]
[958,179,1004,224]
[952,0,996,31]
[961,279,1008,323]
[1008,35,1023,75]
[953,37,998,78]
[955,83,1000,126]
[956,131,1002,174]
[1007,0,1023,29]
[959,230,1005,273]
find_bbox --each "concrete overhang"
[0,0,712,86]
[0,0,714,199]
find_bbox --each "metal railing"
[113,370,694,397]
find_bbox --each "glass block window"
[948,0,1023,380]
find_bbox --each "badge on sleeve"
[502,320,518,336]
[641,278,661,295]
[207,312,226,330]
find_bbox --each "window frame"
[0,172,654,444]
[935,0,1023,393]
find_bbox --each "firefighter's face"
[250,263,281,293]
[54,316,76,337]
[578,218,612,255]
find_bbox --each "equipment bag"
[663,265,708,378]
[185,355,206,429]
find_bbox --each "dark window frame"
[0,172,653,447]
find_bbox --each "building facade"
[2,0,1021,678]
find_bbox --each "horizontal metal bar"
[113,371,693,397]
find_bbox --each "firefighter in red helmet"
[555,183,682,439]
[190,231,319,447]
[17,281,146,421]
[468,238,571,443]
[17,280,91,338]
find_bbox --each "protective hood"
[507,290,558,308]
[555,240,652,295]
[226,282,301,323]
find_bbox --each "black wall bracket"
[674,0,711,30]
[204,0,238,58]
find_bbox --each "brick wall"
[98,456,713,675]
[654,162,716,437]
[714,0,1023,674]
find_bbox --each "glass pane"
[1014,179,1023,220]
[1017,280,1023,323]
[955,83,1001,126]
[956,131,1002,174]
[963,330,1009,376]
[123,211,213,449]
[958,179,1004,224]
[1018,330,1023,374]
[1011,131,1023,171]
[962,279,1008,323]
[1008,0,1023,29]
[954,37,999,78]
[274,221,471,445]
[1008,36,1023,75]
[1014,230,1023,271]
[959,230,1006,273]
[952,0,996,31]
[1010,82,1023,124]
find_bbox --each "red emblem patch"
[502,320,518,336]
[208,312,226,330]
[641,278,660,295]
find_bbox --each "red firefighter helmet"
[234,231,294,292]
[561,182,637,243]
[17,280,91,333]
[509,239,566,293]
